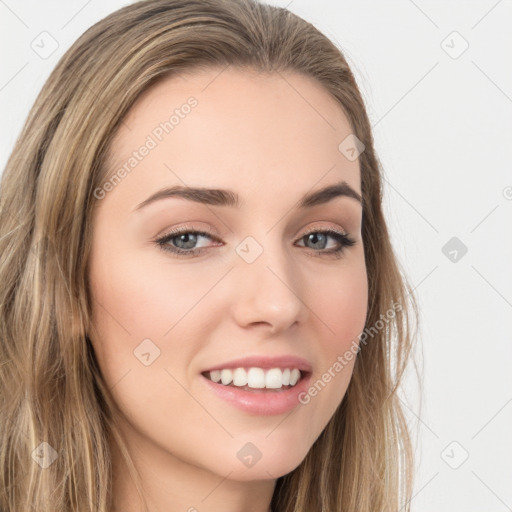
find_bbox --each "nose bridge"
[231,232,307,330]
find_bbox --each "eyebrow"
[133,180,362,212]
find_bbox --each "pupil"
[176,233,197,249]
[308,233,326,249]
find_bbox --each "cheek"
[315,259,368,348]
[299,259,367,422]
[89,247,217,344]
[87,243,227,404]
[87,250,212,430]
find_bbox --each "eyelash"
[154,226,356,259]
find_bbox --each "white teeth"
[233,368,248,386]
[247,368,265,388]
[220,369,233,385]
[206,367,304,389]
[210,370,221,383]
[289,368,301,386]
[265,368,283,389]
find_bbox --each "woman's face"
[88,67,367,484]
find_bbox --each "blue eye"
[155,229,218,256]
[297,230,356,257]
[155,228,355,258]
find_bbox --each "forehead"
[103,66,361,211]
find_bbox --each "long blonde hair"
[0,0,418,510]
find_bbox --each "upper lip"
[202,355,313,373]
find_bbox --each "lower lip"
[200,372,312,416]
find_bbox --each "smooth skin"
[88,66,368,512]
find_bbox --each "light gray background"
[1,1,511,510]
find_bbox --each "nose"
[230,238,308,334]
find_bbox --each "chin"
[206,442,310,482]
[223,457,306,482]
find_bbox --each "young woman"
[0,1,418,510]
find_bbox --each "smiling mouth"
[202,367,307,391]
